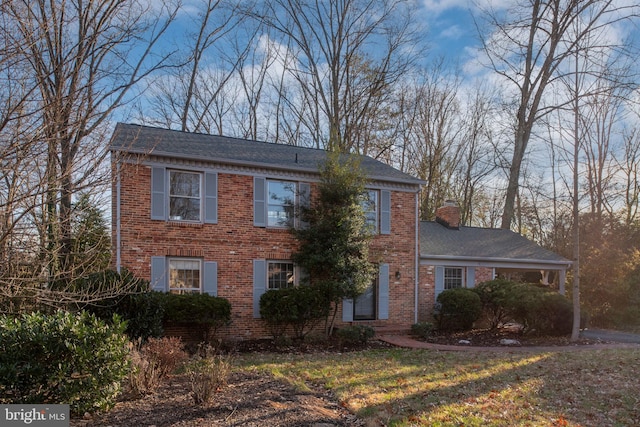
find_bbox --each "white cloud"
[440,25,464,40]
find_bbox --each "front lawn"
[239,347,640,426]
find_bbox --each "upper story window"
[168,258,201,293]
[267,180,296,227]
[267,261,295,290]
[151,167,217,224]
[444,267,463,290]
[362,190,378,233]
[169,171,201,221]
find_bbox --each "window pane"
[169,171,201,221]
[170,172,200,197]
[268,262,294,289]
[362,190,378,231]
[170,197,200,221]
[268,181,295,227]
[444,267,463,290]
[169,259,201,293]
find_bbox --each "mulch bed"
[71,331,606,426]
[422,327,608,347]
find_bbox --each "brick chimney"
[435,200,460,229]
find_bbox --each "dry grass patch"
[238,347,640,426]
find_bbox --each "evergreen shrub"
[163,293,231,342]
[0,310,129,414]
[259,285,331,341]
[434,288,483,331]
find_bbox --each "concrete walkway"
[580,328,640,344]
[377,334,640,353]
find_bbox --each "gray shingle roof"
[109,123,423,186]
[420,221,570,265]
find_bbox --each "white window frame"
[267,261,296,290]
[168,257,202,294]
[168,170,202,222]
[267,180,296,228]
[444,267,464,290]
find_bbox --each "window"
[444,267,463,290]
[362,190,378,232]
[169,170,201,221]
[168,258,201,293]
[151,168,217,223]
[267,180,296,227]
[267,261,295,290]
[354,278,377,320]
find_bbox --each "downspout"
[115,156,121,274]
[414,188,420,324]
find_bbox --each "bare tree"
[142,0,247,134]
[0,0,178,301]
[618,126,640,225]
[476,0,639,229]
[253,0,422,152]
[453,86,501,225]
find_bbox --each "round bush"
[473,279,518,329]
[506,284,573,336]
[260,286,331,340]
[163,293,231,342]
[435,288,483,332]
[0,310,129,414]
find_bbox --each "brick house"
[417,201,572,322]
[110,123,424,339]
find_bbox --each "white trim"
[168,169,203,223]
[420,257,571,270]
[168,257,203,293]
[115,159,121,273]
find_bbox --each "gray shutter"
[298,182,310,229]
[380,190,391,234]
[151,167,166,220]
[378,263,389,320]
[435,266,445,300]
[342,299,354,322]
[466,267,476,289]
[203,261,218,296]
[254,177,266,227]
[204,172,218,224]
[253,260,266,318]
[151,256,167,292]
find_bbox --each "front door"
[354,280,376,320]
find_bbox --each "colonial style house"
[110,123,424,339]
[417,201,572,322]
[110,123,571,338]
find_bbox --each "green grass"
[236,347,640,426]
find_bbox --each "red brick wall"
[113,159,419,339]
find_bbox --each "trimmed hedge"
[78,269,164,340]
[434,288,483,332]
[0,311,129,414]
[336,325,375,345]
[163,293,232,342]
[260,285,332,340]
[473,279,518,329]
[507,284,573,336]
[473,279,574,336]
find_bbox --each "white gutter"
[414,189,420,324]
[115,158,121,274]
